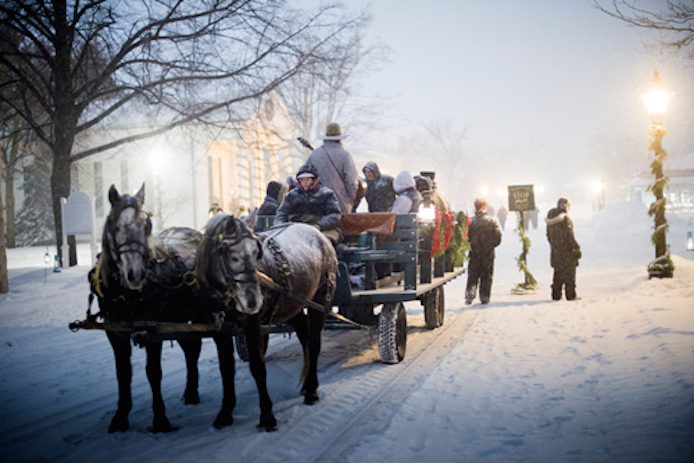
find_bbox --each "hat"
[266,181,283,199]
[420,171,436,180]
[296,163,319,179]
[474,198,487,210]
[557,197,571,211]
[318,122,349,140]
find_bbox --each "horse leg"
[106,331,132,433]
[212,334,235,428]
[178,339,202,405]
[145,341,172,433]
[302,308,327,405]
[244,317,277,430]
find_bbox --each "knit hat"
[266,181,283,200]
[296,163,319,179]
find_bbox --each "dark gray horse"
[195,210,338,416]
[91,184,237,432]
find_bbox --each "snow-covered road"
[1,202,693,462]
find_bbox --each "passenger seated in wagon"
[274,163,343,245]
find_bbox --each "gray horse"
[195,210,337,414]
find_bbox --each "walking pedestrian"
[497,205,508,230]
[465,198,502,305]
[545,197,581,300]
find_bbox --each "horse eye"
[113,226,120,233]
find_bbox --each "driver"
[274,163,342,244]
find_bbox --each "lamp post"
[643,69,674,278]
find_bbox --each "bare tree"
[278,8,392,161]
[400,120,471,207]
[594,1,694,60]
[0,0,362,265]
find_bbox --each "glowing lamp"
[643,70,671,125]
[687,231,693,252]
[44,252,51,265]
[418,203,436,223]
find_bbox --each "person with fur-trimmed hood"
[275,163,342,244]
[545,197,581,300]
[363,161,396,212]
[257,181,288,216]
[465,198,502,305]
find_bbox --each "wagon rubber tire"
[378,301,407,364]
[423,286,445,329]
[235,333,269,362]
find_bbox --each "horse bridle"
[107,206,152,265]
[212,217,260,288]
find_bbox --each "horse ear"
[135,183,145,207]
[223,215,238,239]
[243,208,258,230]
[108,184,120,206]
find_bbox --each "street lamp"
[643,69,674,278]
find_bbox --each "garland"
[513,216,537,293]
[646,124,675,278]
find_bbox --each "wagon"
[255,211,466,364]
[70,212,465,365]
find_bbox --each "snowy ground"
[1,201,693,463]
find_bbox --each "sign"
[60,192,98,267]
[508,185,535,212]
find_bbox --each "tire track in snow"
[237,308,477,463]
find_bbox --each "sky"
[321,0,694,210]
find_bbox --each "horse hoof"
[304,391,319,405]
[183,391,200,405]
[213,413,233,429]
[108,417,129,433]
[258,414,278,431]
[152,417,172,433]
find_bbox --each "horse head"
[196,213,264,315]
[102,183,152,291]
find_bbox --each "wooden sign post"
[508,185,537,292]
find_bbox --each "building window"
[94,161,103,217]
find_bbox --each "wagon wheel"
[423,286,445,329]
[235,333,270,362]
[378,301,407,364]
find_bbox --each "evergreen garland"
[646,124,675,278]
[513,216,538,293]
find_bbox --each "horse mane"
[194,214,229,289]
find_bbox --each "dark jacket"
[468,210,502,259]
[545,208,581,267]
[274,183,341,231]
[363,161,396,212]
[257,195,280,216]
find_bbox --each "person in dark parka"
[363,161,396,212]
[545,197,581,300]
[257,181,287,216]
[465,198,502,305]
[274,163,342,244]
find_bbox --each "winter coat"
[545,207,581,268]
[467,210,502,259]
[257,195,280,216]
[390,171,422,214]
[306,141,358,214]
[363,161,396,212]
[274,183,341,231]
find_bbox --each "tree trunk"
[0,159,9,293]
[5,158,16,249]
[51,0,78,267]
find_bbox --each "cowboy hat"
[318,122,349,140]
